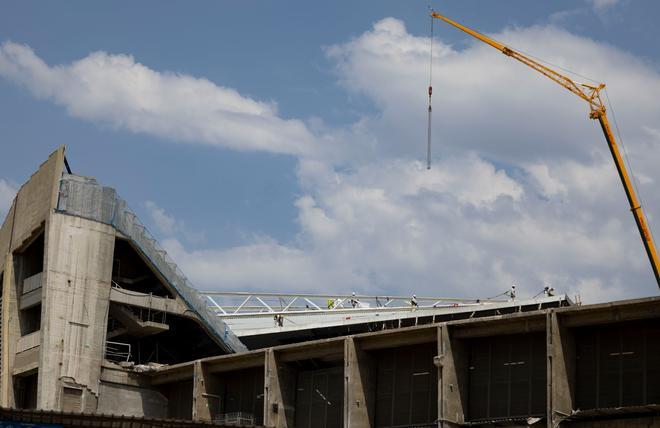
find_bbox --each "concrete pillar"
[192,361,221,421]
[435,325,467,427]
[549,311,575,427]
[0,252,17,407]
[264,349,297,428]
[38,214,116,411]
[344,337,376,428]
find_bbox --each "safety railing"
[202,291,506,318]
[105,341,131,362]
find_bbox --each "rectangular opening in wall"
[105,305,221,365]
[14,231,44,336]
[373,343,438,428]
[466,332,546,421]
[211,367,264,426]
[575,318,660,410]
[13,371,38,409]
[294,363,343,428]
[111,238,173,298]
[158,380,193,420]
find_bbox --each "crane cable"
[427,8,434,170]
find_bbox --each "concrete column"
[344,337,376,428]
[38,214,116,411]
[549,311,575,427]
[0,252,17,407]
[264,349,297,428]
[192,361,221,421]
[435,325,467,427]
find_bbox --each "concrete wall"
[39,213,116,411]
[97,382,167,418]
[0,147,64,408]
[150,297,660,428]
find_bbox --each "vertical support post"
[546,311,553,428]
[435,325,467,426]
[344,337,376,428]
[265,349,296,428]
[192,360,221,421]
[549,311,575,427]
[0,253,12,407]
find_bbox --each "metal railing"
[105,341,131,362]
[214,412,255,426]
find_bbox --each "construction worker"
[350,292,359,308]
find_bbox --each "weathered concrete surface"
[0,147,64,267]
[264,350,296,428]
[39,213,116,411]
[436,325,468,427]
[109,287,190,317]
[550,311,576,427]
[344,337,376,428]
[97,381,167,418]
[0,253,17,407]
[0,147,65,407]
[192,361,222,422]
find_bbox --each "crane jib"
[430,10,660,289]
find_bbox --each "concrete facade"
[149,296,660,427]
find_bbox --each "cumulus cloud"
[145,200,177,236]
[0,42,317,156]
[162,237,364,293]
[326,18,660,166]
[0,179,17,221]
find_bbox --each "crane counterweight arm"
[430,10,660,288]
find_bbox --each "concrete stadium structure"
[0,147,659,427]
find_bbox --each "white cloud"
[144,200,205,244]
[586,0,621,13]
[0,179,17,220]
[3,18,660,304]
[162,237,364,293]
[0,42,318,156]
[145,200,176,236]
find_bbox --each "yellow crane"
[430,10,660,289]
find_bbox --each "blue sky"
[2,0,660,302]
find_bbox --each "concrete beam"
[276,337,344,363]
[108,287,190,317]
[559,300,660,327]
[344,337,376,428]
[205,351,265,374]
[452,315,546,338]
[357,325,436,351]
[149,364,195,386]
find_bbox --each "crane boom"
[430,11,660,289]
